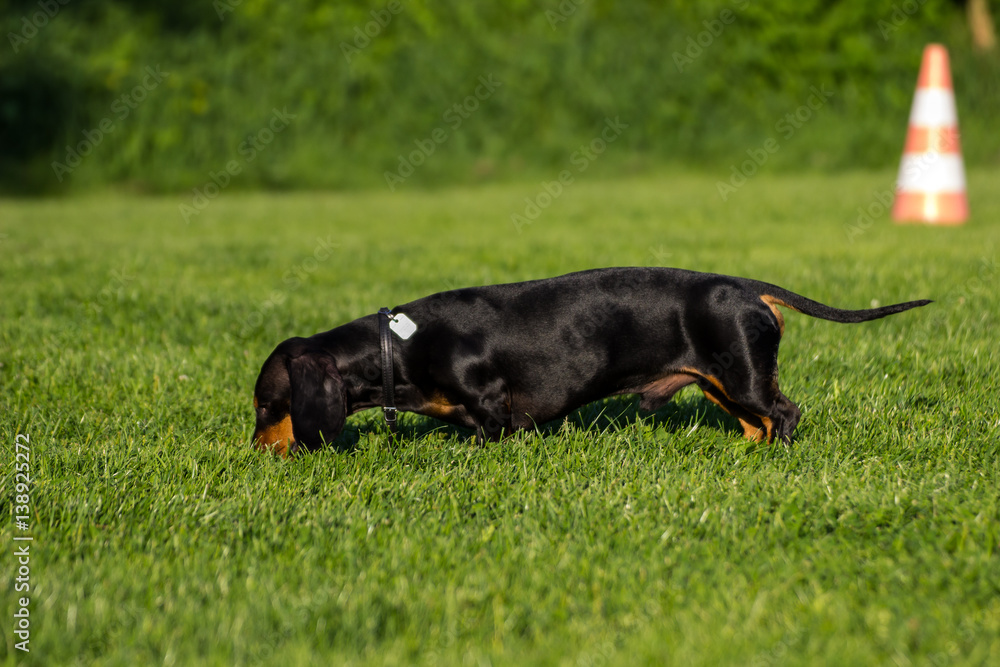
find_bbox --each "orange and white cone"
[892,44,968,224]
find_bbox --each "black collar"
[377,308,398,435]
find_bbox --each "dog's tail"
[749,281,932,324]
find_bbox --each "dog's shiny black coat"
[252,267,930,455]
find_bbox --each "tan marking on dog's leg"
[761,416,774,442]
[759,295,788,337]
[419,391,461,420]
[681,366,774,443]
[700,388,763,441]
[739,418,766,442]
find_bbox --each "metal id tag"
[389,312,417,339]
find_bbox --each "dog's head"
[252,338,347,456]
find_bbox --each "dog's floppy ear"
[288,350,347,450]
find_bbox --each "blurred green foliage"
[1,0,998,192]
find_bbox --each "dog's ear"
[288,351,347,450]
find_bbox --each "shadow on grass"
[327,389,744,452]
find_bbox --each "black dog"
[252,267,929,456]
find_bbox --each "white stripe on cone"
[896,153,967,192]
[908,89,959,127]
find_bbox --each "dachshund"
[252,267,929,456]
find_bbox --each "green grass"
[1,171,999,666]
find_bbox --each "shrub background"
[1,0,998,193]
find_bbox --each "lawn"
[1,170,998,666]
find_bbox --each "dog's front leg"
[470,385,513,444]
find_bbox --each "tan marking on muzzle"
[255,414,295,458]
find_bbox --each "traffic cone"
[892,44,968,224]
